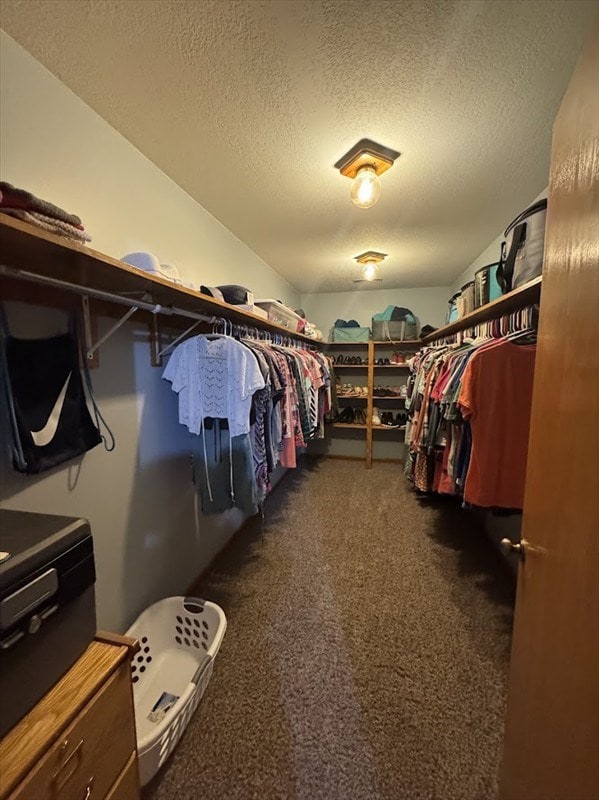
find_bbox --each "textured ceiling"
[1,0,596,293]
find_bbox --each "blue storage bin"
[332,326,370,342]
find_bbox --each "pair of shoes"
[372,407,381,426]
[335,355,362,365]
[337,407,355,424]
[354,408,366,424]
[339,384,368,397]
[375,358,391,366]
[391,352,406,364]
[380,412,399,427]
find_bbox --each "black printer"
[0,509,96,737]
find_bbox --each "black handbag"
[497,199,547,293]
[0,310,113,474]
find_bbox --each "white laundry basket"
[125,596,227,785]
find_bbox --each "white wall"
[0,33,299,632]
[451,187,548,293]
[300,285,449,341]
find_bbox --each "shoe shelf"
[372,425,407,432]
[330,338,416,468]
[324,340,420,346]
[372,340,421,346]
[333,364,409,369]
[371,396,407,401]
[322,342,369,347]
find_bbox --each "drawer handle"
[52,738,85,788]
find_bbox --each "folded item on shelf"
[334,319,361,328]
[372,305,416,323]
[303,322,323,340]
[0,181,82,227]
[2,207,91,242]
[420,324,437,338]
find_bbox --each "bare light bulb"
[350,165,381,209]
[362,262,379,281]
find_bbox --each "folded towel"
[0,182,82,227]
[2,208,91,243]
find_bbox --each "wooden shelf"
[0,214,321,346]
[338,395,407,402]
[372,340,421,346]
[422,276,542,342]
[334,364,409,369]
[331,422,405,431]
[325,340,421,346]
[323,341,369,347]
[372,425,406,432]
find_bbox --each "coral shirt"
[459,340,536,509]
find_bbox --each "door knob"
[501,538,526,562]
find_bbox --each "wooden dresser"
[0,633,140,800]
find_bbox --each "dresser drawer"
[105,753,139,800]
[10,663,135,800]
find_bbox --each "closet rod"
[0,265,216,324]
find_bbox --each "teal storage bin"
[332,326,370,342]
[447,293,460,323]
[474,263,502,308]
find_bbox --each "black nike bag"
[1,314,106,474]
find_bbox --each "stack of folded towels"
[0,182,91,243]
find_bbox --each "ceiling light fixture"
[335,139,400,209]
[353,251,387,283]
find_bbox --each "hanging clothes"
[163,333,331,515]
[405,331,536,510]
[459,340,536,509]
[162,335,265,437]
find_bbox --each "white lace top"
[163,336,265,437]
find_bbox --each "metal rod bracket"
[86,304,138,359]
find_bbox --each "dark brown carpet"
[145,458,514,800]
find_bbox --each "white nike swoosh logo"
[30,372,72,447]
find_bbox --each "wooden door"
[500,19,599,800]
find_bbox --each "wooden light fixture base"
[354,251,387,264]
[334,139,400,179]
